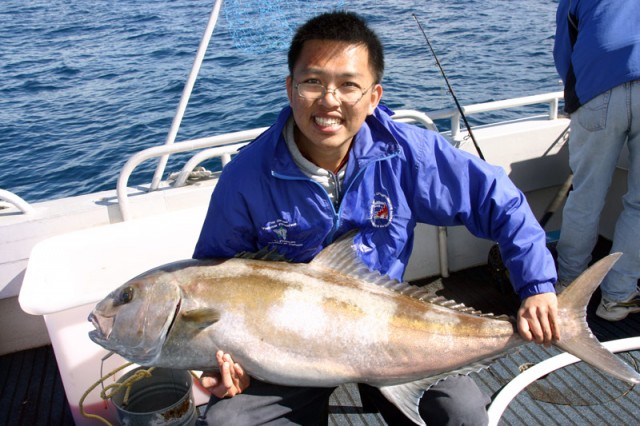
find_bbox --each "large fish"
[88,233,640,425]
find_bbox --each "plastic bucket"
[111,367,197,426]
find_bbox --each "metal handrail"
[427,91,564,139]
[117,111,438,220]
[172,143,251,187]
[167,95,563,190]
[0,189,36,215]
[117,93,565,221]
[392,109,438,131]
[116,127,267,221]
[171,110,437,188]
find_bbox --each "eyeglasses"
[293,81,374,105]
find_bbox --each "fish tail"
[556,253,640,384]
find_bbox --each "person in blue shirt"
[554,0,640,321]
[194,11,559,425]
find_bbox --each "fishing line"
[412,14,486,161]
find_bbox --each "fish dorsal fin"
[235,247,291,262]
[311,231,507,319]
[310,230,398,287]
[420,295,511,319]
[378,359,503,426]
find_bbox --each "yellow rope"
[79,360,202,425]
[101,366,156,401]
[79,362,158,426]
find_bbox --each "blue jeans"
[557,80,640,302]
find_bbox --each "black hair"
[287,11,384,83]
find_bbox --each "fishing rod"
[413,14,486,161]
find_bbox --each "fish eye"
[115,286,134,306]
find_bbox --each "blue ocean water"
[0,0,560,203]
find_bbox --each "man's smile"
[314,116,343,129]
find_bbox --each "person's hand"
[200,351,250,398]
[517,292,560,347]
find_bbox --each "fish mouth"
[87,286,182,360]
[87,297,181,345]
[88,312,114,344]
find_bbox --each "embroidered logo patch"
[370,192,393,228]
[262,219,303,247]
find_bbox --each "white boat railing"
[0,189,35,215]
[428,91,564,139]
[156,93,564,197]
[116,127,266,221]
[116,110,437,221]
[171,109,437,188]
[116,93,565,221]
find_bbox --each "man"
[554,0,640,321]
[194,11,559,425]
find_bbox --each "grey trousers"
[201,375,489,426]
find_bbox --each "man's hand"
[200,351,250,398]
[517,292,560,347]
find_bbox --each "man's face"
[286,39,383,167]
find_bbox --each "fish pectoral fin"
[180,308,221,329]
[379,378,439,426]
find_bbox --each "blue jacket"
[554,0,640,113]
[193,105,556,299]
